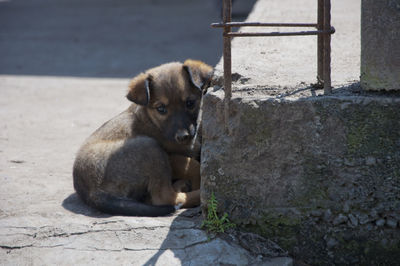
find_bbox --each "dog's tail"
[73,162,175,217]
[89,191,175,217]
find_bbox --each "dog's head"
[127,60,213,145]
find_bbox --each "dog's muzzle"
[175,125,196,144]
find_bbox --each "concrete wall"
[361,0,400,91]
[201,89,400,264]
[201,0,400,264]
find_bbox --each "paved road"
[0,0,224,77]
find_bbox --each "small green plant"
[201,192,236,234]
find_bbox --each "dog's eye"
[186,99,195,109]
[156,105,167,114]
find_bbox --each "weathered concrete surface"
[201,0,400,264]
[361,0,400,91]
[0,76,293,265]
[202,88,400,264]
[0,1,294,265]
[212,0,360,89]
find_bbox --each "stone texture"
[361,0,400,91]
[201,0,400,264]
[386,218,398,229]
[201,87,400,264]
[333,214,348,226]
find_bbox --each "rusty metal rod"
[223,0,232,133]
[323,0,332,94]
[317,0,324,84]
[224,28,335,37]
[214,0,334,96]
[212,22,318,28]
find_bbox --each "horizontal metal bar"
[211,22,318,28]
[224,28,335,37]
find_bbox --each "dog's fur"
[73,60,213,216]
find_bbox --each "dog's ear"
[127,73,151,105]
[183,59,214,92]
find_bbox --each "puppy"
[73,60,213,216]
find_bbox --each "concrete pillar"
[361,0,400,91]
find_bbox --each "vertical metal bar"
[223,0,232,132]
[323,0,332,94]
[317,0,324,85]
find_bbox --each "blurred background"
[0,0,256,78]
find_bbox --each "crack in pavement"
[2,224,195,231]
[1,238,213,253]
[0,226,207,251]
[0,244,34,250]
[1,225,197,240]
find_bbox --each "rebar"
[224,28,334,37]
[317,0,324,85]
[212,22,318,28]
[323,0,332,94]
[212,0,335,101]
[223,0,232,133]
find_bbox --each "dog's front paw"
[172,179,192,193]
[175,203,183,210]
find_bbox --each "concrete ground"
[213,0,360,90]
[0,0,223,77]
[1,0,294,265]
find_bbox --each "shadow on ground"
[142,208,205,266]
[0,0,222,78]
[0,0,255,78]
[62,193,112,218]
[63,193,210,264]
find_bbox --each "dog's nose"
[175,129,192,143]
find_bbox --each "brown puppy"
[73,60,213,216]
